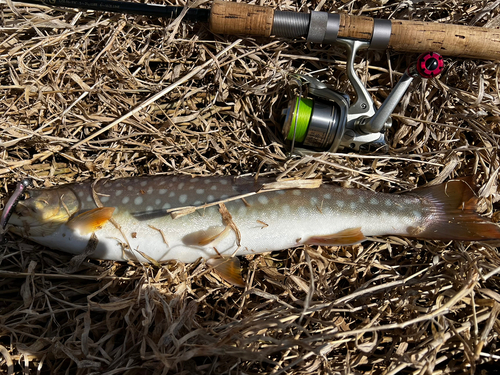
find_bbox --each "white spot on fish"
[276,190,286,195]
[310,197,318,205]
[158,180,165,186]
[171,177,178,182]
[370,198,379,205]
[179,194,187,204]
[207,195,215,202]
[140,181,147,187]
[334,187,342,193]
[298,206,308,216]
[146,206,154,212]
[336,200,345,208]
[258,195,269,205]
[78,191,84,198]
[385,200,392,206]
[210,185,217,191]
[358,196,365,204]
[292,190,301,196]
[220,195,229,200]
[323,193,332,200]
[193,200,202,206]
[196,188,205,195]
[189,185,195,190]
[147,188,154,195]
[237,206,247,215]
[346,190,355,196]
[168,191,175,197]
[350,202,357,210]
[282,205,291,214]
[155,199,161,206]
[134,196,143,206]
[127,185,133,191]
[159,189,168,195]
[413,210,422,219]
[116,190,123,196]
[122,197,130,204]
[178,183,184,189]
[86,196,93,202]
[204,179,212,184]
[220,179,228,185]
[100,196,110,203]
[162,203,171,210]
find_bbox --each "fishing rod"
[9,1,479,153]
[14,0,500,60]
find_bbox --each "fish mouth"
[6,212,67,237]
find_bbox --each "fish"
[4,175,500,286]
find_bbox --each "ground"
[0,0,499,374]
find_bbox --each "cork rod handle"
[388,20,500,60]
[209,1,274,37]
[209,1,500,60]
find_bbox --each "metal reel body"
[282,39,444,154]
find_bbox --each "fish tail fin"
[411,177,500,241]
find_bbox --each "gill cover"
[9,187,80,237]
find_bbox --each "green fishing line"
[286,97,313,143]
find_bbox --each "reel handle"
[359,52,444,136]
[414,52,445,78]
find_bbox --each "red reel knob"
[416,52,444,78]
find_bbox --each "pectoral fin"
[67,207,115,235]
[304,227,365,246]
[207,256,245,288]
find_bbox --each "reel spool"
[282,94,347,151]
[282,45,444,154]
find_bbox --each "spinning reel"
[282,39,444,153]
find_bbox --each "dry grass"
[1,0,500,374]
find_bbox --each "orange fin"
[207,256,245,288]
[67,207,115,235]
[182,226,229,246]
[409,177,500,241]
[304,227,366,246]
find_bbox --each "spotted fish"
[4,176,500,286]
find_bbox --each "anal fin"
[304,227,366,246]
[207,256,245,288]
[67,207,115,235]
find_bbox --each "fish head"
[7,188,80,237]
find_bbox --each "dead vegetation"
[1,0,500,373]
